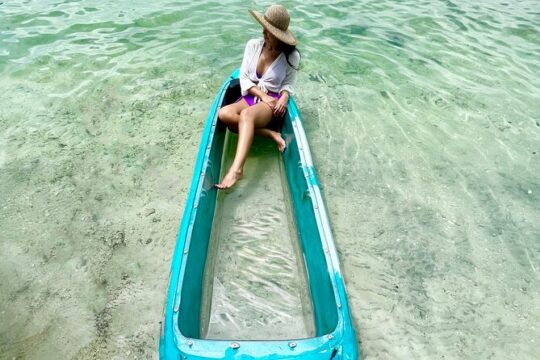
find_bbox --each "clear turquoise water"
[0,0,538,359]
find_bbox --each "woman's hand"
[261,94,277,110]
[273,96,288,117]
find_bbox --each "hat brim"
[249,10,297,46]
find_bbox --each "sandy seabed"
[1,1,539,359]
[0,61,218,358]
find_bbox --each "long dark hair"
[279,42,301,71]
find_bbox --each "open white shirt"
[239,38,300,96]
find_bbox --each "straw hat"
[249,5,297,46]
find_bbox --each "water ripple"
[1,0,539,358]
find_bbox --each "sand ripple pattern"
[295,1,539,359]
[1,0,539,358]
[203,141,313,340]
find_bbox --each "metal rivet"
[327,334,334,340]
[289,341,297,348]
[338,303,342,309]
[230,342,240,349]
[187,340,193,347]
[184,250,188,255]
[173,305,179,313]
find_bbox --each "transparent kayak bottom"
[200,133,315,340]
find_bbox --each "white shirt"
[239,38,300,96]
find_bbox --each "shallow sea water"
[0,0,539,359]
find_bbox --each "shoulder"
[246,38,264,50]
[287,49,301,68]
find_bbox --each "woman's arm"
[273,90,289,117]
[279,50,300,95]
[239,40,258,96]
[248,85,278,109]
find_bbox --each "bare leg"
[256,128,286,152]
[226,126,285,152]
[218,100,248,128]
[215,103,274,189]
[218,101,285,151]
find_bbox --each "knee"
[239,110,254,124]
[218,107,231,123]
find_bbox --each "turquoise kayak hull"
[159,70,358,359]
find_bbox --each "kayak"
[159,69,358,359]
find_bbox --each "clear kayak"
[159,69,358,359]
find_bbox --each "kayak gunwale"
[160,69,358,359]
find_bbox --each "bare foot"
[215,169,243,189]
[270,131,286,152]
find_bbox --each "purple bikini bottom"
[239,91,281,106]
[236,91,284,130]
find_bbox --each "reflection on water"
[0,0,538,358]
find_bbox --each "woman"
[215,4,300,189]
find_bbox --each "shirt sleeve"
[279,50,300,95]
[239,40,257,96]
